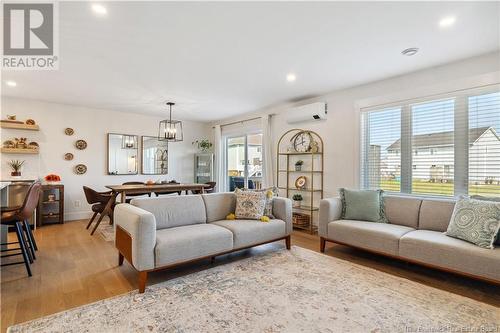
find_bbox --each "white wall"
[0,98,211,220]
[212,52,500,198]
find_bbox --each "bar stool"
[1,182,41,276]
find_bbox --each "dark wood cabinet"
[37,184,64,226]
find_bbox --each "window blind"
[410,99,455,196]
[468,92,500,197]
[361,108,401,192]
[360,84,500,198]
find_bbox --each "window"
[360,86,500,197]
[226,133,263,191]
[468,92,500,196]
[411,99,454,196]
[360,107,401,192]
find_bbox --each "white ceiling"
[2,1,499,122]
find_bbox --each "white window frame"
[224,130,263,191]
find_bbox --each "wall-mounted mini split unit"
[286,102,327,124]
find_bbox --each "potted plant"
[192,139,213,152]
[8,160,25,177]
[292,194,303,208]
[295,160,304,171]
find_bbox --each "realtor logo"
[2,2,59,70]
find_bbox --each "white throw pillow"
[235,188,267,220]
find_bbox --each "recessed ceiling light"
[91,4,107,15]
[401,47,419,56]
[5,80,17,87]
[286,73,296,82]
[439,16,456,28]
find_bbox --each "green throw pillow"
[339,188,387,223]
[446,197,500,249]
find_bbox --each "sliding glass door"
[226,133,263,191]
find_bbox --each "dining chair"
[191,182,216,194]
[122,182,151,203]
[154,180,182,196]
[82,186,115,235]
[1,181,42,276]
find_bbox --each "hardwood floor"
[1,220,499,332]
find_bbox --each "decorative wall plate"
[295,176,307,189]
[75,139,87,150]
[65,128,74,136]
[74,164,87,174]
[64,153,74,161]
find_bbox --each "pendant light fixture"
[158,102,183,142]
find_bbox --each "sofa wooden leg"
[285,235,291,250]
[118,253,124,266]
[210,256,215,264]
[320,237,326,253]
[138,271,148,293]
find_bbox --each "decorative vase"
[293,200,301,208]
[11,171,21,177]
[295,165,302,171]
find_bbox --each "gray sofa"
[319,195,500,283]
[114,192,292,292]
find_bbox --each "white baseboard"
[64,211,93,222]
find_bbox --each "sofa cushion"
[446,197,500,249]
[418,199,455,232]
[211,219,286,248]
[339,188,387,223]
[131,195,206,230]
[202,192,236,223]
[154,224,233,267]
[399,230,500,281]
[384,196,422,228]
[327,220,414,256]
[234,189,267,220]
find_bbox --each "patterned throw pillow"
[339,188,387,223]
[244,187,279,218]
[446,197,500,249]
[471,195,500,246]
[235,188,267,220]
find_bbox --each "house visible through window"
[360,87,500,197]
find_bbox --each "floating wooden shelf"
[1,147,39,154]
[0,122,39,131]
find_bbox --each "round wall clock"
[292,131,313,153]
[75,139,87,150]
[295,176,307,189]
[74,164,87,175]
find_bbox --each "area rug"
[8,246,499,333]
[97,224,114,242]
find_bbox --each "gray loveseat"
[114,192,292,292]
[319,195,500,283]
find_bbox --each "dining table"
[100,183,211,223]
